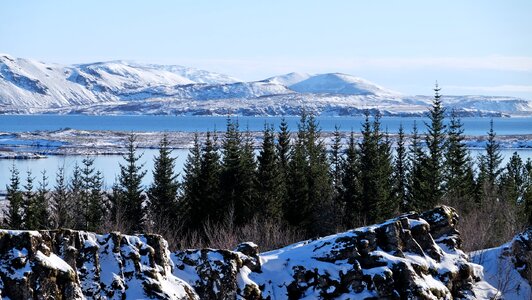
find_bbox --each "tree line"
[2,85,532,247]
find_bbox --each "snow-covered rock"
[0,206,509,299]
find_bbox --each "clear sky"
[1,0,531,98]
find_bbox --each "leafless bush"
[459,197,525,252]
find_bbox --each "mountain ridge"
[1,54,531,116]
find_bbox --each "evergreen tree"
[4,165,24,229]
[340,130,360,227]
[34,171,51,229]
[357,111,395,223]
[477,119,503,204]
[276,117,291,173]
[51,166,72,228]
[220,119,257,225]
[69,162,84,229]
[147,134,179,228]
[79,157,105,231]
[192,131,222,229]
[180,133,203,228]
[522,159,532,225]
[444,110,476,212]
[406,121,427,211]
[256,124,283,221]
[422,83,446,208]
[118,135,147,232]
[394,124,408,212]
[499,152,526,205]
[108,177,125,226]
[22,170,36,229]
[330,126,343,197]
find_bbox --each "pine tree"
[477,119,503,204]
[22,170,36,229]
[406,121,427,211]
[4,165,24,229]
[499,152,526,205]
[277,117,291,173]
[394,124,408,212]
[357,111,394,223]
[522,159,532,225]
[119,135,147,232]
[51,167,72,228]
[147,134,179,228]
[330,126,343,198]
[220,119,257,225]
[444,110,476,212]
[69,162,84,229]
[256,124,283,221]
[192,131,222,229]
[180,133,203,229]
[422,83,446,208]
[34,171,51,229]
[340,130,360,227]
[77,157,105,231]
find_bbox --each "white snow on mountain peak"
[289,72,401,97]
[262,72,313,87]
[0,54,530,116]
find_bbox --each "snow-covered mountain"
[1,54,531,116]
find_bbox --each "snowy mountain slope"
[261,72,312,86]
[1,54,531,116]
[289,72,401,96]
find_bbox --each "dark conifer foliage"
[340,130,360,228]
[422,83,446,208]
[4,164,24,229]
[147,134,179,228]
[118,135,147,232]
[181,133,203,228]
[256,124,283,221]
[444,110,476,212]
[192,131,222,229]
[394,124,408,212]
[406,121,426,211]
[51,167,72,228]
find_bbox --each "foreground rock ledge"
[0,206,510,299]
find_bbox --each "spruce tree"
[477,119,503,204]
[51,166,72,228]
[444,110,475,212]
[22,170,36,229]
[118,135,147,232]
[499,152,526,205]
[394,124,408,212]
[406,121,427,211]
[340,130,360,227]
[330,126,343,197]
[193,131,222,229]
[5,165,24,229]
[180,133,203,229]
[220,119,257,225]
[256,124,283,221]
[357,111,394,223]
[34,171,51,229]
[277,117,291,173]
[70,162,84,229]
[422,83,446,208]
[522,159,532,225]
[76,157,105,231]
[147,134,179,228]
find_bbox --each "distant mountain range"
[1,54,531,116]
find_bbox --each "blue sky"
[1,0,531,97]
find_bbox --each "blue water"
[1,115,531,135]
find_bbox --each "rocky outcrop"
[0,206,502,299]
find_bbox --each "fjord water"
[1,115,532,135]
[0,115,530,189]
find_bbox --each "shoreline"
[0,129,531,157]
